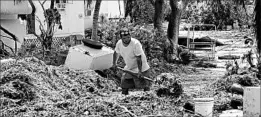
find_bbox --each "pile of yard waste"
[0,57,119,116]
[0,57,197,117]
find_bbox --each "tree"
[166,0,189,60]
[30,0,62,56]
[91,0,102,41]
[149,0,165,31]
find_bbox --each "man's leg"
[142,69,151,92]
[122,88,129,95]
[121,73,135,95]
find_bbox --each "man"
[112,28,151,95]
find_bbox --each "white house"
[32,0,85,37]
[1,0,85,50]
[84,0,125,29]
[1,0,124,51]
[24,0,85,47]
[0,1,32,50]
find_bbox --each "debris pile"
[0,57,119,116]
[203,66,260,113]
[155,73,183,97]
[117,92,189,116]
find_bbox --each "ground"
[0,29,259,117]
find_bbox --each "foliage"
[98,19,194,64]
[97,19,168,62]
[183,1,254,30]
[125,0,171,25]
[132,0,154,24]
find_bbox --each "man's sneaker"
[122,88,129,95]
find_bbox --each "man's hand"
[112,64,117,73]
[137,71,142,78]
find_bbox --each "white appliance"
[65,44,114,70]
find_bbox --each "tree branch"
[42,0,47,6]
[38,0,46,12]
[36,16,46,34]
[0,39,15,55]
[117,104,137,117]
[0,25,19,42]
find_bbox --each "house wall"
[32,1,84,38]
[0,1,31,50]
[84,0,125,30]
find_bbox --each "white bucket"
[194,98,214,117]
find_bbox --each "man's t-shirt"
[115,38,150,73]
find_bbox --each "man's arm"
[113,51,119,66]
[136,55,142,73]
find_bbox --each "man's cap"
[120,28,130,36]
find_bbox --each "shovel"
[117,67,154,82]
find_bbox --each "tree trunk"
[123,0,127,13]
[154,0,164,31]
[46,0,55,51]
[256,0,261,56]
[255,0,261,78]
[91,0,102,41]
[167,0,182,60]
[27,0,36,34]
[50,0,55,9]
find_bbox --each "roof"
[0,1,32,15]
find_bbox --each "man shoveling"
[112,28,152,95]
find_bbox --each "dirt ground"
[98,30,257,116]
[1,29,259,117]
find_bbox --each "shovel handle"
[117,67,154,82]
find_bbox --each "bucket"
[194,98,214,117]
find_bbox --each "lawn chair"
[186,24,217,61]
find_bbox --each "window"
[55,0,67,11]
[85,9,92,16]
[56,0,67,3]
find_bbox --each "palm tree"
[91,0,102,41]
[255,0,261,77]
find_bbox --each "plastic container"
[193,98,214,117]
[219,109,243,117]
